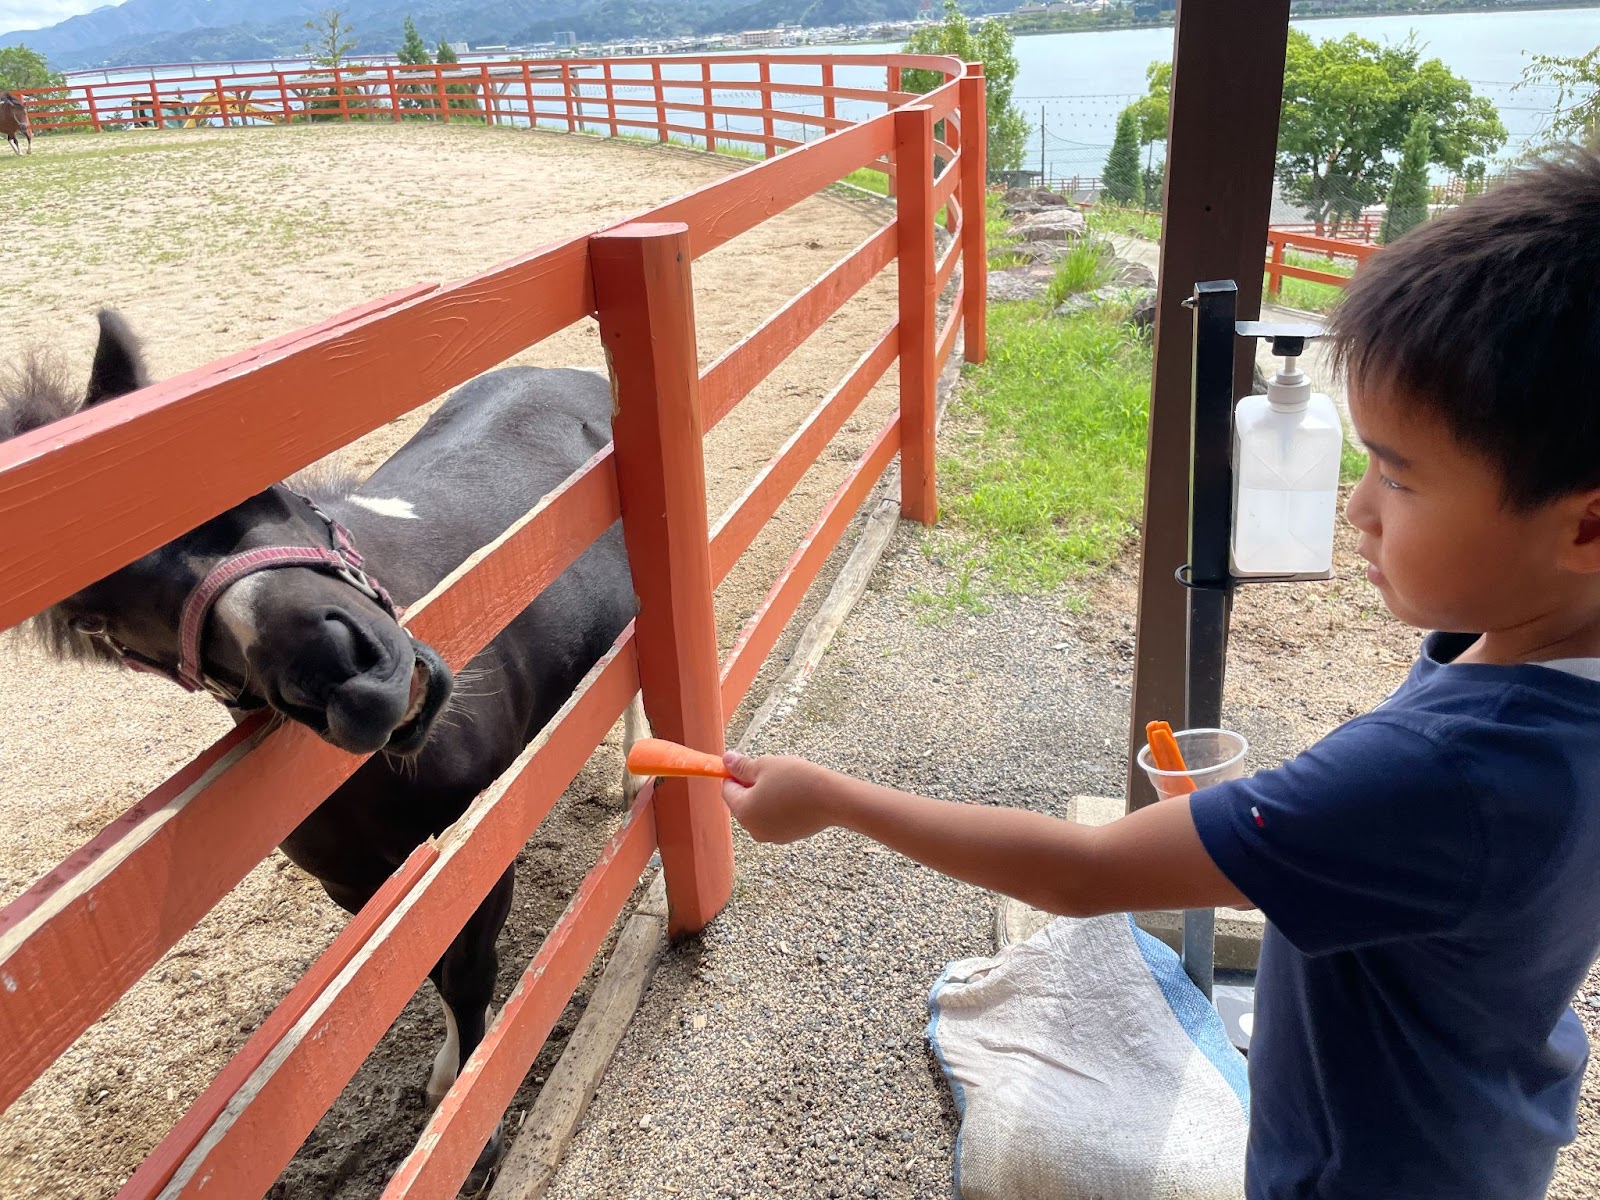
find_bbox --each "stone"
[1130,289,1157,334]
[1007,240,1076,265]
[1002,186,1070,214]
[1110,258,1156,289]
[1014,208,1088,242]
[987,265,1056,303]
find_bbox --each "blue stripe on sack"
[925,967,968,1199]
[1128,914,1251,1116]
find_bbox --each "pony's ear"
[84,309,148,407]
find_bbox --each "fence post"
[591,222,735,938]
[758,59,775,157]
[1267,231,1285,300]
[603,59,617,137]
[821,60,836,128]
[885,65,901,198]
[703,61,716,154]
[895,104,938,525]
[959,64,988,365]
[561,62,576,132]
[435,65,448,123]
[85,86,101,133]
[520,61,533,129]
[652,60,666,143]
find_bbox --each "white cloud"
[1,0,124,36]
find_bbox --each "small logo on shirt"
[1251,806,1265,828]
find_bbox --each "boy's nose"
[1345,466,1380,535]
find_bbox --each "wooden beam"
[1126,0,1291,809]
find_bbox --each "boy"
[719,148,1600,1198]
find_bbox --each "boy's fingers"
[723,749,757,785]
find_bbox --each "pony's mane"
[0,349,83,443]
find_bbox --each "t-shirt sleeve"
[1188,716,1487,956]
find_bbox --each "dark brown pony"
[1,92,31,155]
[3,312,646,1183]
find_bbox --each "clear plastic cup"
[1136,728,1249,802]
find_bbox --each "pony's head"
[3,312,452,755]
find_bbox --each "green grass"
[933,301,1155,596]
[1084,202,1162,242]
[1267,249,1356,313]
[1045,237,1115,306]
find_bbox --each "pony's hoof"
[462,1121,506,1195]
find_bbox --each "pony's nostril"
[321,610,383,676]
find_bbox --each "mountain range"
[2,0,936,70]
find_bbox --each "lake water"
[63,7,1598,183]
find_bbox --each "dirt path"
[0,122,902,1199]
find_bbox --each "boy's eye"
[1378,474,1406,492]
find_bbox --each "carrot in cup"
[1144,720,1198,795]
[626,737,731,780]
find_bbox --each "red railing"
[1263,227,1380,300]
[0,52,987,1198]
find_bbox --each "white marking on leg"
[348,495,420,520]
[622,690,649,803]
[211,574,269,655]
[426,996,461,1108]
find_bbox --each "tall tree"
[1275,29,1504,228]
[435,39,481,117]
[902,0,1029,173]
[1102,107,1144,207]
[0,45,62,92]
[396,15,432,114]
[303,9,357,68]
[1515,45,1599,149]
[1380,110,1432,244]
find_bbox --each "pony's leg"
[426,863,515,1172]
[621,689,649,803]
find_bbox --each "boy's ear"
[83,309,148,408]
[1561,489,1600,572]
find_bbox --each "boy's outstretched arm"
[721,752,1248,917]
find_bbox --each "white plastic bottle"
[1230,353,1343,577]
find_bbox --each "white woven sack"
[926,913,1250,1200]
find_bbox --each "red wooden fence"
[1263,227,1380,300]
[0,52,985,1198]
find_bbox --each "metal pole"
[1178,278,1241,1000]
[1039,102,1046,184]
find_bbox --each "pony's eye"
[70,615,108,636]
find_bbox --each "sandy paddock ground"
[0,122,907,1198]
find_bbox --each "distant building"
[554,31,579,47]
[739,29,782,47]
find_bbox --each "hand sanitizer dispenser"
[1230,331,1343,577]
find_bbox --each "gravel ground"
[545,494,1600,1197]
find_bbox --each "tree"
[1276,30,1505,229]
[0,45,62,92]
[1103,107,1145,207]
[303,8,357,68]
[1380,110,1432,244]
[396,15,433,114]
[1515,46,1599,149]
[435,39,481,117]
[901,0,1029,173]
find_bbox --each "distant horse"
[2,312,645,1177]
[1,91,31,155]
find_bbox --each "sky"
[0,0,122,34]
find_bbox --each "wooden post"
[520,61,533,128]
[333,68,348,122]
[895,104,937,525]
[436,65,448,123]
[959,64,988,365]
[591,223,735,938]
[153,84,167,130]
[1266,230,1285,299]
[561,62,576,132]
[821,60,836,127]
[652,61,666,143]
[886,65,901,198]
[86,86,101,133]
[385,66,401,121]
[1126,0,1291,810]
[703,61,716,154]
[602,59,617,137]
[215,76,230,127]
[480,63,494,125]
[758,59,774,157]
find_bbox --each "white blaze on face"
[348,496,420,520]
[212,573,269,654]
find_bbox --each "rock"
[1252,360,1270,395]
[1002,186,1070,214]
[1110,258,1156,289]
[1007,240,1076,265]
[987,265,1056,303]
[1014,208,1088,242]
[1130,289,1157,334]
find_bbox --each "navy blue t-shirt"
[1191,632,1600,1199]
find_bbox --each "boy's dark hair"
[1329,146,1600,509]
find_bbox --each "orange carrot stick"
[1144,720,1197,795]
[626,737,730,780]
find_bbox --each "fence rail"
[0,52,985,1199]
[1263,227,1378,300]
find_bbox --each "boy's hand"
[721,751,838,843]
